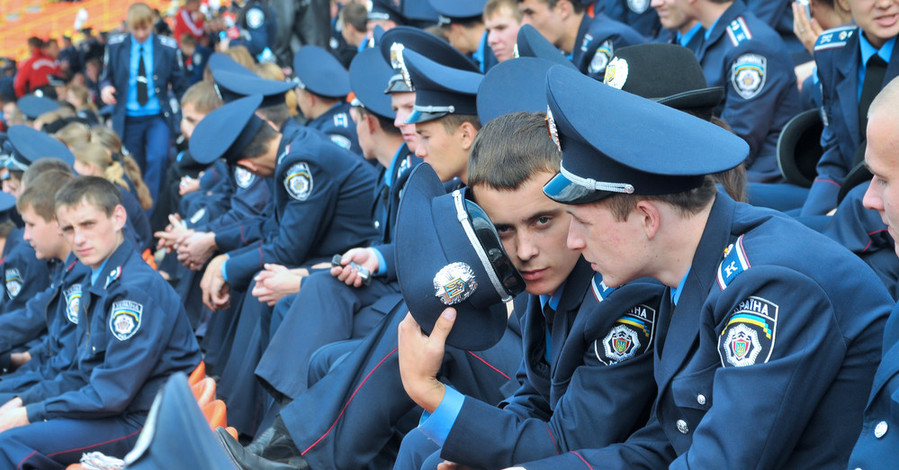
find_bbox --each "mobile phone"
[796,0,811,20]
[331,254,372,285]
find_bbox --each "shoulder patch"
[329,134,352,151]
[333,112,349,129]
[64,284,82,325]
[726,17,753,47]
[107,34,126,45]
[246,7,265,29]
[193,52,204,66]
[397,155,413,179]
[591,273,616,302]
[5,268,22,298]
[627,0,650,14]
[233,166,256,189]
[731,53,766,100]
[109,300,143,341]
[588,40,614,76]
[104,266,122,289]
[284,162,313,200]
[717,235,751,290]
[158,35,178,49]
[580,34,594,54]
[814,26,856,52]
[594,303,657,365]
[718,296,778,367]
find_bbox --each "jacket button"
[875,421,888,438]
[697,394,706,405]
[92,346,96,353]
[373,220,380,229]
[676,419,689,434]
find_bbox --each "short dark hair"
[180,32,198,48]
[340,3,368,33]
[257,103,291,128]
[517,0,584,14]
[55,176,123,217]
[469,112,559,190]
[356,106,401,136]
[27,37,43,49]
[440,113,481,135]
[19,170,74,220]
[22,157,74,189]
[601,177,718,221]
[239,122,279,160]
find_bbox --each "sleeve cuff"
[221,255,230,283]
[372,248,387,277]
[24,402,47,423]
[417,386,464,447]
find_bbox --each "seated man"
[512,63,891,468]
[396,111,664,469]
[0,176,201,468]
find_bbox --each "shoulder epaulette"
[814,26,856,52]
[104,265,122,289]
[159,35,178,49]
[107,34,126,45]
[726,17,753,47]
[717,234,751,290]
[591,272,616,301]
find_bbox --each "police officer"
[847,76,899,469]
[509,65,891,468]
[395,57,663,469]
[678,0,800,183]
[650,0,703,52]
[0,176,200,468]
[802,3,899,215]
[235,0,278,62]
[518,0,645,80]
[293,45,363,155]
[429,0,499,73]
[600,0,662,39]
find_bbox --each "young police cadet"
[510,66,891,469]
[0,176,201,468]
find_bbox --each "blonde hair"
[54,121,91,148]
[127,2,155,30]
[33,107,75,130]
[67,84,97,113]
[74,141,154,210]
[90,126,123,154]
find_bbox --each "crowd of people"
[0,0,896,468]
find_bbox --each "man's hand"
[330,247,379,288]
[100,85,117,105]
[201,254,230,311]
[252,264,310,306]
[179,176,200,196]
[397,309,456,413]
[0,402,28,434]
[177,232,217,270]
[792,1,823,55]
[0,397,22,415]
[155,214,193,253]
[438,462,480,470]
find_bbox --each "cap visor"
[543,171,610,204]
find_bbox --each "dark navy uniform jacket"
[219,128,378,288]
[695,0,800,183]
[21,238,201,423]
[0,241,52,317]
[236,0,277,58]
[517,190,891,469]
[805,26,899,215]
[600,0,661,39]
[848,300,899,468]
[371,145,421,281]
[434,261,663,469]
[572,12,646,81]
[307,101,363,156]
[0,256,89,390]
[101,34,189,139]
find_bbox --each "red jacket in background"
[174,6,205,44]
[13,51,60,98]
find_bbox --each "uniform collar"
[679,23,703,47]
[859,33,896,66]
[703,0,746,41]
[384,143,405,187]
[88,237,134,290]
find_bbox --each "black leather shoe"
[245,415,302,462]
[215,427,308,470]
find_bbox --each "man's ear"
[235,159,258,173]
[458,122,478,152]
[113,204,128,231]
[364,113,380,135]
[635,199,661,240]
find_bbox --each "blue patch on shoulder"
[717,235,751,290]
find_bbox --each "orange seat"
[188,361,205,386]
[191,377,216,408]
[201,399,227,431]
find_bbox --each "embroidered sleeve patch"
[246,8,265,29]
[64,284,82,325]
[731,53,767,100]
[109,300,143,341]
[594,303,657,365]
[627,0,650,14]
[718,296,778,367]
[588,40,614,76]
[234,166,257,189]
[5,268,22,298]
[329,134,353,151]
[284,162,313,201]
